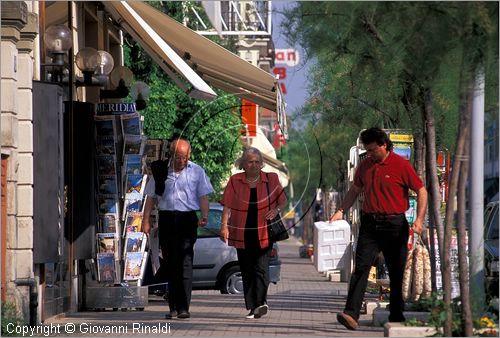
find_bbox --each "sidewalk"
[45,237,383,336]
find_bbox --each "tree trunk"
[422,88,443,292]
[441,72,473,337]
[413,129,425,179]
[423,88,444,254]
[457,85,473,336]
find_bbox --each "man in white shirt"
[143,139,213,319]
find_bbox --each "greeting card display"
[93,106,149,288]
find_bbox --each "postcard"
[122,197,144,220]
[99,214,118,233]
[144,139,162,161]
[94,117,116,138]
[98,197,119,215]
[124,154,143,176]
[96,137,116,156]
[121,113,141,136]
[96,233,119,257]
[123,135,144,156]
[97,155,116,176]
[97,253,116,284]
[125,174,146,195]
[123,232,147,258]
[124,211,143,236]
[98,176,118,195]
[123,252,147,281]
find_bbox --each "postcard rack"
[86,102,149,311]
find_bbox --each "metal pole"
[469,67,485,313]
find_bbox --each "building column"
[1,1,38,324]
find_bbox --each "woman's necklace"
[246,175,260,183]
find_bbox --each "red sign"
[241,99,257,137]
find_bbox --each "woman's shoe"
[245,310,255,319]
[253,304,269,318]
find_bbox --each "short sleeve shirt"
[144,161,214,211]
[354,151,424,214]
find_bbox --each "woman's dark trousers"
[237,247,271,310]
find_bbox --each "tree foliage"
[282,1,497,175]
[122,3,243,197]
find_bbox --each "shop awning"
[113,1,282,113]
[104,1,217,100]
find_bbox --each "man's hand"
[412,218,424,236]
[198,216,208,227]
[142,219,151,235]
[329,210,344,223]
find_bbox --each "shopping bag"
[402,228,415,301]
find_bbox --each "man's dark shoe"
[177,311,190,319]
[337,312,358,330]
[165,310,177,319]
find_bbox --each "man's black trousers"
[158,210,198,313]
[344,213,409,322]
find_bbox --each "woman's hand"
[265,208,280,220]
[220,226,229,244]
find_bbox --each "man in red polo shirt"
[330,127,428,330]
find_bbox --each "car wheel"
[220,266,243,294]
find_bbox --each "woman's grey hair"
[236,147,264,170]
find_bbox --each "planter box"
[373,308,430,326]
[365,301,389,315]
[384,322,440,337]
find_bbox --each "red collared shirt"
[221,171,287,249]
[354,151,424,214]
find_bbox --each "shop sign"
[273,49,300,95]
[96,103,136,115]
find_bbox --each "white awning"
[104,1,217,101]
[121,1,283,114]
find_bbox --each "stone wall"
[1,1,37,323]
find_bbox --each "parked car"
[484,201,499,299]
[146,203,281,295]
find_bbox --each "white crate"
[313,220,350,272]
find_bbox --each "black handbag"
[265,175,289,242]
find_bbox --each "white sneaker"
[254,304,269,318]
[245,310,255,319]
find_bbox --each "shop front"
[1,1,283,324]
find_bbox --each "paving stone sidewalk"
[45,237,383,337]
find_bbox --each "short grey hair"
[236,147,264,170]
